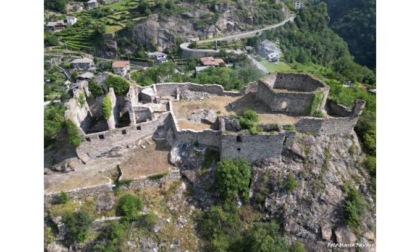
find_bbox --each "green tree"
[63,211,93,243]
[216,158,251,203]
[45,0,68,13]
[88,79,104,97]
[104,75,130,95]
[64,119,81,147]
[116,194,143,221]
[102,96,112,119]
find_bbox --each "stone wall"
[133,107,153,123]
[326,101,352,117]
[45,183,113,204]
[256,82,315,115]
[295,100,366,135]
[220,132,288,164]
[154,83,241,97]
[65,89,92,134]
[76,112,171,158]
[295,116,358,135]
[127,170,181,191]
[106,88,118,130]
[271,73,327,92]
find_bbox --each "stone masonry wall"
[295,116,358,135]
[272,73,326,92]
[45,183,113,204]
[128,170,181,191]
[154,83,241,97]
[327,101,352,117]
[76,112,171,158]
[256,82,314,115]
[65,90,92,134]
[220,133,288,164]
[295,100,366,135]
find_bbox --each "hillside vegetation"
[322,0,376,70]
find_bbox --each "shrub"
[63,211,93,243]
[102,96,112,119]
[88,79,104,97]
[64,119,81,147]
[285,173,298,193]
[282,124,296,131]
[140,213,158,231]
[343,187,366,229]
[290,241,306,252]
[58,191,68,204]
[78,93,86,107]
[104,75,130,95]
[116,194,143,221]
[216,158,251,203]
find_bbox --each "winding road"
[180,15,295,58]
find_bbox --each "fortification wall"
[256,82,314,115]
[166,105,221,147]
[154,83,240,97]
[272,73,326,92]
[65,90,92,134]
[295,116,358,135]
[45,183,113,204]
[76,112,171,158]
[295,100,366,135]
[220,133,288,164]
[327,101,352,117]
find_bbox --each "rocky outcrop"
[132,14,176,52]
[251,132,376,251]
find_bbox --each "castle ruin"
[65,73,365,164]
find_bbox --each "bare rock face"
[46,242,69,252]
[334,227,357,244]
[96,194,115,212]
[251,132,376,251]
[132,14,176,52]
[321,226,332,241]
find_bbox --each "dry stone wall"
[45,183,113,204]
[127,170,181,191]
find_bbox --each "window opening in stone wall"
[85,137,91,142]
[237,148,241,152]
[99,134,105,140]
[122,130,127,135]
[283,137,288,146]
[237,135,242,142]
[137,126,141,130]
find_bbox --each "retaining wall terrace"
[45,183,113,204]
[127,170,182,191]
[76,112,171,158]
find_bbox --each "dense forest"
[322,0,376,70]
[257,2,375,85]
